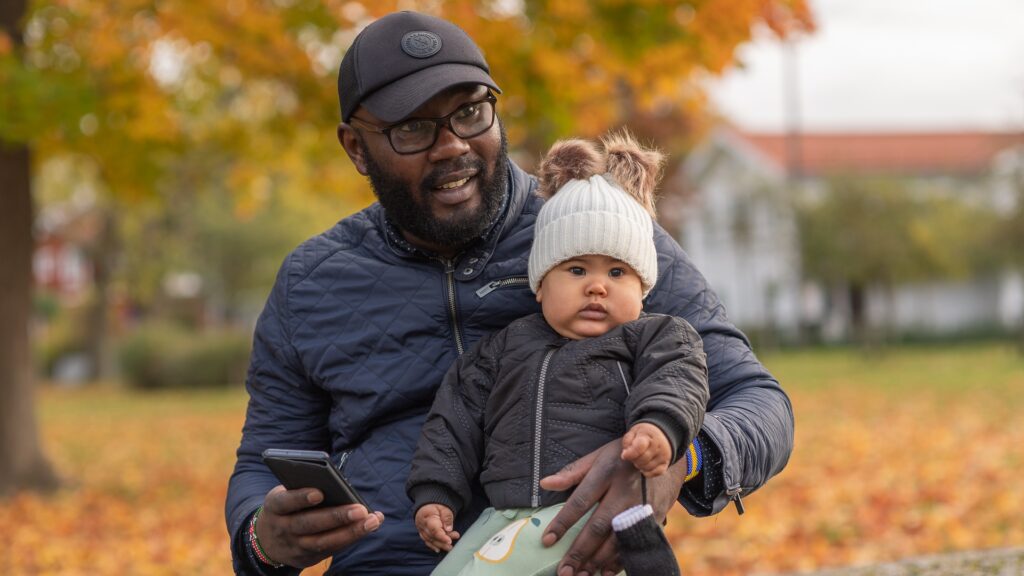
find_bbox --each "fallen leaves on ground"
[3,345,1022,575]
[668,345,1024,575]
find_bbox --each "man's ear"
[338,123,369,176]
[535,284,543,303]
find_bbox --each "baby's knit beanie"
[528,131,665,297]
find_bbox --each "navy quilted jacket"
[226,160,794,575]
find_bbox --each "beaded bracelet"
[249,506,285,569]
[683,439,703,482]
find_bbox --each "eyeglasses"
[349,94,497,155]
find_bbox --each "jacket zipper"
[531,348,556,507]
[442,258,466,355]
[475,275,529,298]
[727,485,745,515]
[336,450,351,473]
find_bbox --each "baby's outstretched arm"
[621,422,672,477]
[415,503,460,553]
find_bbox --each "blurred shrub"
[33,292,61,322]
[119,323,250,389]
[34,300,88,378]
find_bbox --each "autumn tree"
[994,150,1024,351]
[1,0,61,495]
[0,0,362,494]
[797,176,1001,346]
[1,0,812,494]
[451,0,814,155]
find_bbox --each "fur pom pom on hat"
[529,131,665,297]
[537,139,606,199]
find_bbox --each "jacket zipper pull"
[337,451,351,472]
[475,280,502,298]
[727,486,745,515]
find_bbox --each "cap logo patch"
[401,31,442,58]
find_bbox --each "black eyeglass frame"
[349,94,498,155]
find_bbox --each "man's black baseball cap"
[338,11,501,123]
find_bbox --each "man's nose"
[426,124,470,162]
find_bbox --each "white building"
[673,128,1024,342]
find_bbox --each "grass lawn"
[3,344,1022,575]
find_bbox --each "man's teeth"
[438,177,470,190]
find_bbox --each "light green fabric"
[431,504,595,576]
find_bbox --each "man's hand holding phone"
[256,485,384,568]
[256,449,383,568]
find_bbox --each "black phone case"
[263,451,369,510]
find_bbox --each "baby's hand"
[621,422,672,477]
[415,503,460,553]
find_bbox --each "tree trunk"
[0,144,61,496]
[84,209,117,379]
[1018,315,1024,356]
[0,0,61,496]
[849,282,866,345]
[849,282,882,353]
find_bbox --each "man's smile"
[429,169,479,206]
[437,176,471,189]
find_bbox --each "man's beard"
[360,123,509,251]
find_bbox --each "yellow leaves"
[545,0,594,21]
[156,0,311,80]
[424,0,815,152]
[2,388,248,575]
[12,0,817,214]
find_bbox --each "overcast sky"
[709,0,1024,132]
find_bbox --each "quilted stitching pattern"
[227,162,793,574]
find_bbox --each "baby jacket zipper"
[531,348,557,507]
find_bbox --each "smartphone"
[262,448,371,511]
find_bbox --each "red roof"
[736,131,1024,176]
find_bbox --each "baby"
[407,132,709,576]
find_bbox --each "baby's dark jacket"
[406,312,709,515]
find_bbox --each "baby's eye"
[609,268,626,277]
[568,266,585,276]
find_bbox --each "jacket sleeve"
[225,252,332,575]
[405,330,500,516]
[622,315,709,464]
[646,224,795,516]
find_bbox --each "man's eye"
[454,103,481,120]
[396,120,431,135]
[609,268,625,277]
[568,266,585,276]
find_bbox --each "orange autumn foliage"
[4,0,814,202]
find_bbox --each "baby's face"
[536,254,644,340]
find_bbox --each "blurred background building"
[674,129,1024,344]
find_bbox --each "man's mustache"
[422,157,486,190]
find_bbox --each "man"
[226,11,793,576]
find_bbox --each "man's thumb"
[539,449,598,490]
